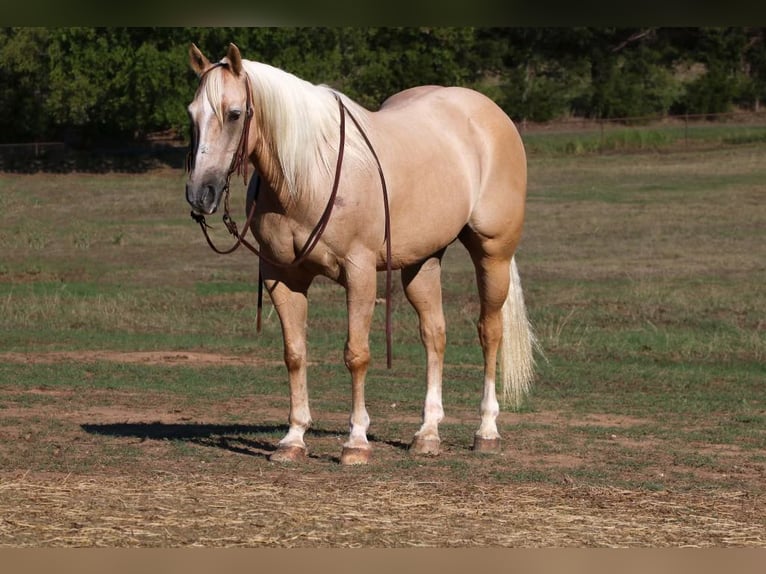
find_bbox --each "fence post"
[599,119,605,152]
[684,114,688,147]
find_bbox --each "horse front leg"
[265,272,314,462]
[339,265,377,465]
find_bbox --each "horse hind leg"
[401,253,447,456]
[462,244,514,454]
[466,248,536,454]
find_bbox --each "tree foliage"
[0,27,764,144]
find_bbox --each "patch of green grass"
[523,123,766,157]
[1,143,765,494]
[671,451,722,470]
[0,362,287,402]
[684,420,766,450]
[536,355,764,420]
[194,281,257,296]
[723,131,766,145]
[522,128,674,156]
[491,468,555,484]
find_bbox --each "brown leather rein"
[188,63,394,368]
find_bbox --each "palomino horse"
[185,43,535,465]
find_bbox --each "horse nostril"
[203,185,218,213]
[186,181,219,214]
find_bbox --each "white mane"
[205,60,374,198]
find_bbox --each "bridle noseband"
[186,63,393,368]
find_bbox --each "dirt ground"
[1,351,764,547]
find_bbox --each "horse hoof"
[472,436,501,454]
[269,445,307,462]
[409,435,441,456]
[340,446,371,465]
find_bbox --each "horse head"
[185,43,252,215]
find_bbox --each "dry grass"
[1,472,763,547]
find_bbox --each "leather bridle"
[187,64,394,367]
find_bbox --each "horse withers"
[185,43,536,465]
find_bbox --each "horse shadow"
[81,421,410,462]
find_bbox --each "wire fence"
[0,139,186,173]
[520,109,766,132]
[0,141,67,157]
[518,109,766,155]
[2,109,766,172]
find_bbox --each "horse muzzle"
[186,181,223,215]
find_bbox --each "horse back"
[376,85,524,180]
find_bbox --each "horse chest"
[252,213,343,279]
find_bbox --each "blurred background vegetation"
[1,27,764,146]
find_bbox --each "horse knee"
[420,320,446,354]
[344,344,370,371]
[284,343,307,372]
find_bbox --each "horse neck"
[247,128,329,220]
[242,61,342,211]
[248,129,291,206]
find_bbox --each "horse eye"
[227,109,242,122]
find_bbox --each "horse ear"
[227,43,243,76]
[189,43,211,78]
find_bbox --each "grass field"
[0,133,764,546]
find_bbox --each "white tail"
[500,257,537,410]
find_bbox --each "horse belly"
[382,140,477,264]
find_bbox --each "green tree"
[334,28,479,109]
[477,28,591,122]
[2,27,763,148]
[672,27,757,115]
[568,28,682,119]
[43,28,192,142]
[0,27,52,142]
